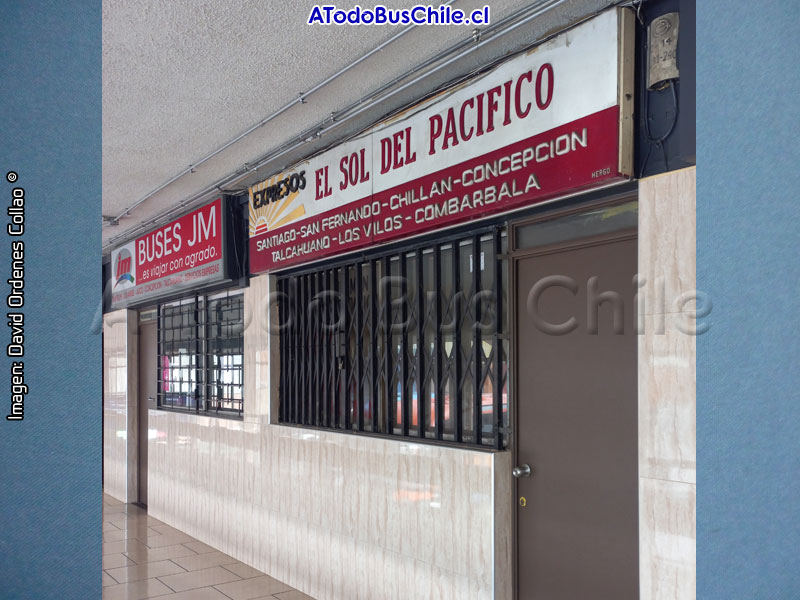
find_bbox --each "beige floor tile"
[124,543,198,565]
[158,566,241,592]
[171,551,238,571]
[104,530,129,542]
[222,562,264,579]
[122,504,148,516]
[103,553,136,569]
[106,559,186,584]
[181,540,217,554]
[144,533,196,548]
[104,514,140,527]
[141,526,165,538]
[270,591,316,600]
[157,588,231,600]
[106,514,164,529]
[103,539,150,556]
[214,575,293,599]
[102,577,174,600]
[107,525,162,542]
[104,514,149,528]
[148,524,187,536]
[103,506,142,518]
[100,497,299,600]
[105,527,159,542]
[103,505,129,515]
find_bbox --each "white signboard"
[249,9,632,272]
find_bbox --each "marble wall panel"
[639,313,697,484]
[148,409,506,600]
[638,167,697,316]
[638,167,697,600]
[103,310,138,503]
[493,451,513,600]
[244,274,271,421]
[640,478,696,600]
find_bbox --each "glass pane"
[516,201,638,250]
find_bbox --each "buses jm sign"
[248,9,634,273]
[110,198,227,309]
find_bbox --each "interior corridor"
[102,493,314,600]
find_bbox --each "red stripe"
[250,106,622,272]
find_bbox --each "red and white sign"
[110,198,226,309]
[248,9,631,273]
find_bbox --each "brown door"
[515,233,638,599]
[137,318,157,506]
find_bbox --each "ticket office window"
[157,290,244,418]
[277,228,509,449]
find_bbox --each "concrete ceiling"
[102,0,616,251]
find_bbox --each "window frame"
[276,225,509,449]
[157,289,244,419]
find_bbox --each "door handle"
[512,464,532,478]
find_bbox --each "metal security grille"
[277,227,509,449]
[157,290,244,418]
[206,293,244,415]
[158,297,203,411]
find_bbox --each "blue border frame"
[0,1,101,598]
[697,2,800,597]
[2,1,800,597]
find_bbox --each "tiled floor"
[103,493,315,600]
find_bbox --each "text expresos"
[138,205,216,263]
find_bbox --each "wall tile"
[244,274,270,421]
[638,166,697,600]
[147,408,505,600]
[639,313,696,484]
[493,451,513,600]
[640,477,696,600]
[126,316,139,503]
[103,310,137,503]
[638,167,697,316]
[267,274,282,422]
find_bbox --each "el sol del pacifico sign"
[110,198,226,309]
[248,9,633,273]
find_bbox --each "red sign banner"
[110,198,226,309]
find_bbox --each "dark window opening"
[157,290,244,418]
[277,228,509,449]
